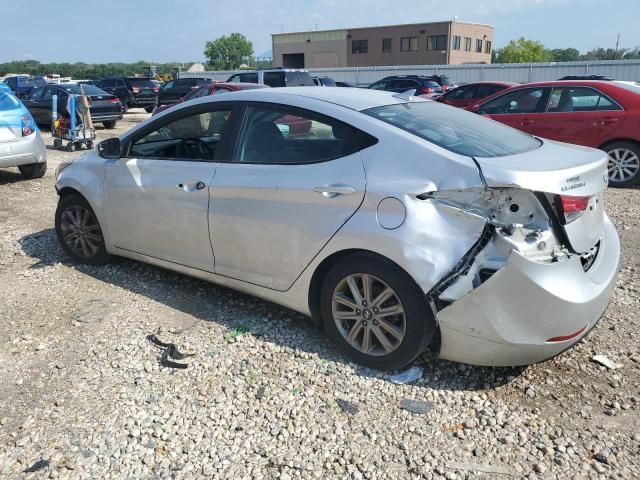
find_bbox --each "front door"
[103,104,235,271]
[210,103,370,291]
[479,86,549,135]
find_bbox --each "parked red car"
[468,80,640,187]
[152,82,267,116]
[436,81,516,108]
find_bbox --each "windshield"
[364,101,542,158]
[20,77,46,87]
[0,92,20,111]
[60,84,108,95]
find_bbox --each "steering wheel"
[175,138,213,160]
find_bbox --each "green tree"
[204,33,254,70]
[494,37,553,63]
[581,47,626,61]
[549,48,580,62]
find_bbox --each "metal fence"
[180,60,640,86]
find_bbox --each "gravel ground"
[0,111,639,479]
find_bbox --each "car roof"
[503,80,617,88]
[212,82,266,89]
[203,86,417,111]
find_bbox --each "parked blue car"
[2,75,47,98]
[0,82,12,93]
[0,90,47,178]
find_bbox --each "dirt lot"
[0,111,639,479]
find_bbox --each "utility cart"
[51,92,96,152]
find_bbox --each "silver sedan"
[54,87,619,370]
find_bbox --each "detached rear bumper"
[437,214,619,367]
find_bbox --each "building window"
[464,37,472,52]
[382,38,392,53]
[476,39,483,53]
[452,35,461,50]
[484,40,492,54]
[427,35,447,51]
[401,36,419,52]
[352,40,368,54]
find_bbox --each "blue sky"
[1,0,638,63]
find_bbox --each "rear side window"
[546,87,622,112]
[234,104,377,164]
[285,72,314,86]
[364,101,542,158]
[263,72,285,87]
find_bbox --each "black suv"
[226,69,315,87]
[368,75,443,96]
[94,77,159,112]
[157,78,212,106]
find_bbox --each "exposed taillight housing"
[21,113,36,137]
[556,195,591,224]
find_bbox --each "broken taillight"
[556,195,590,225]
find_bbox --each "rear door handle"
[177,181,206,192]
[521,119,535,126]
[312,184,357,198]
[601,117,619,125]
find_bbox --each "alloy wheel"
[331,273,406,356]
[59,205,103,259]
[608,148,640,183]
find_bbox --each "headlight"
[55,160,75,179]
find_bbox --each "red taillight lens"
[152,86,159,93]
[132,86,140,93]
[421,87,434,94]
[557,195,591,224]
[21,113,35,137]
[110,97,120,103]
[441,85,449,91]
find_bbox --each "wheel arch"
[307,248,428,328]
[598,138,640,151]
[57,186,84,199]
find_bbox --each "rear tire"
[604,141,640,187]
[121,100,128,113]
[18,162,47,179]
[320,252,436,370]
[144,106,154,113]
[55,194,109,265]
[102,120,116,129]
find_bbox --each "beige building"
[272,21,494,68]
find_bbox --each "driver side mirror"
[469,104,481,113]
[98,138,121,159]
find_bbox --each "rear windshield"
[364,101,542,158]
[0,92,20,111]
[60,85,108,95]
[128,78,156,88]
[614,81,640,95]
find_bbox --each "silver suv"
[226,69,315,88]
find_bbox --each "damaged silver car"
[54,88,619,370]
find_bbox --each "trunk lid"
[474,139,609,253]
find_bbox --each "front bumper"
[0,131,46,168]
[437,214,620,367]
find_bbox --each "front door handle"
[177,181,206,192]
[312,184,357,198]
[521,119,535,126]
[601,117,619,125]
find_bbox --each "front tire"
[605,141,640,187]
[320,253,436,370]
[102,120,116,129]
[55,194,109,265]
[18,162,47,179]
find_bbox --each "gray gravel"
[0,111,639,479]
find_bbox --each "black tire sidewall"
[18,162,47,179]
[320,253,436,370]
[605,141,640,188]
[103,121,116,129]
[55,195,109,265]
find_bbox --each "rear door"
[23,86,52,125]
[209,102,372,291]
[531,85,625,147]
[103,103,236,270]
[478,87,549,133]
